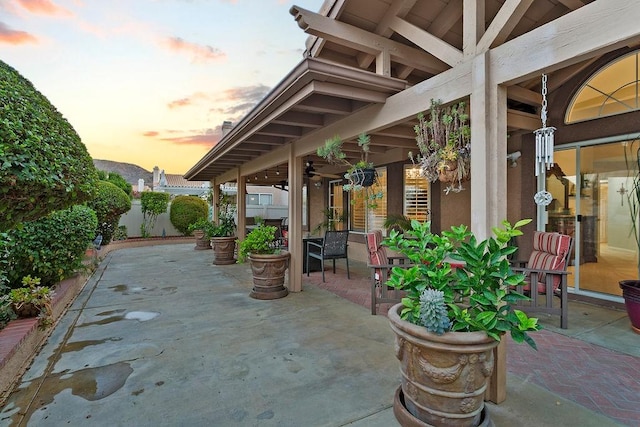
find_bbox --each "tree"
[140,192,170,237]
[0,60,97,231]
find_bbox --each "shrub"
[170,196,209,235]
[237,224,277,262]
[97,170,132,197]
[0,60,98,231]
[140,192,170,237]
[87,180,131,244]
[113,225,128,241]
[5,205,98,287]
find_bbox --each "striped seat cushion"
[366,231,387,281]
[525,231,571,293]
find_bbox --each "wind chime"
[533,74,556,207]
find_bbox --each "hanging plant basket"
[350,168,377,187]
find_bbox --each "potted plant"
[237,224,290,300]
[383,219,539,427]
[207,193,237,265]
[411,99,471,194]
[9,275,54,328]
[318,133,378,189]
[621,140,640,333]
[188,218,215,250]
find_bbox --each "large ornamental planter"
[388,303,497,427]
[248,251,290,300]
[619,280,640,334]
[193,229,212,250]
[211,236,236,265]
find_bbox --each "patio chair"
[306,230,350,282]
[511,231,574,329]
[366,230,411,315]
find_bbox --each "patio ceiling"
[185,0,599,185]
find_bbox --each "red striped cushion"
[526,232,571,292]
[366,230,383,253]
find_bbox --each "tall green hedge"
[170,195,209,235]
[5,205,98,287]
[140,192,170,237]
[87,181,132,244]
[0,60,98,231]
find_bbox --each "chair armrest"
[307,241,323,251]
[387,256,410,265]
[511,266,571,276]
[510,259,528,268]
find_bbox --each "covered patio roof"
[184,57,407,185]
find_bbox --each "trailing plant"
[410,99,471,194]
[237,224,278,263]
[9,275,54,327]
[318,133,376,190]
[87,180,131,244]
[383,213,413,233]
[140,192,170,237]
[0,60,98,231]
[170,195,209,235]
[5,205,98,287]
[384,219,540,349]
[215,193,236,237]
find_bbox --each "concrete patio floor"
[1,243,638,426]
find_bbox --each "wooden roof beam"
[272,111,324,128]
[507,85,542,106]
[557,0,586,10]
[290,6,448,75]
[477,0,535,51]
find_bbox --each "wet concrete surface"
[0,244,623,426]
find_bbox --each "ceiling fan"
[304,161,341,180]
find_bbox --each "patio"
[1,243,638,426]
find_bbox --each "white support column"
[470,51,507,240]
[212,180,220,223]
[288,149,304,293]
[236,170,246,241]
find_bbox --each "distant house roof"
[155,169,210,197]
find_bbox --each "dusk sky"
[1,0,321,174]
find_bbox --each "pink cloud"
[163,36,226,63]
[143,128,220,148]
[16,0,71,16]
[143,131,159,137]
[0,22,37,44]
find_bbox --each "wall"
[118,200,181,238]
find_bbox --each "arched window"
[566,50,640,123]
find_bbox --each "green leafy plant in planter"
[384,219,539,426]
[621,138,640,332]
[237,224,289,300]
[9,275,54,327]
[237,224,279,263]
[385,218,538,347]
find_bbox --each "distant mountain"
[93,159,153,187]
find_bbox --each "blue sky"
[0,0,322,173]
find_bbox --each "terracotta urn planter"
[193,229,211,250]
[211,236,236,265]
[619,280,640,334]
[248,251,290,300]
[388,303,497,427]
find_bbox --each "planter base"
[250,288,289,300]
[632,324,640,335]
[394,387,493,427]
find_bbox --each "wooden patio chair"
[511,231,574,329]
[306,230,350,282]
[365,230,411,315]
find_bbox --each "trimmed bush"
[97,170,132,197]
[87,181,132,244]
[5,205,98,287]
[170,196,209,235]
[0,60,98,231]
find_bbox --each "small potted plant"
[9,275,54,328]
[411,99,471,194]
[237,224,290,300]
[188,218,215,250]
[383,219,539,427]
